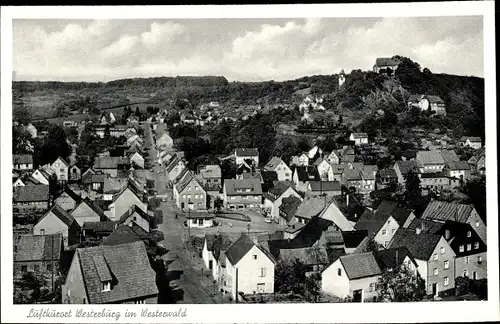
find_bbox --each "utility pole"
[51,234,55,296]
[235,268,238,304]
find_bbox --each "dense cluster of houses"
[12,117,170,304]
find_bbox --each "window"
[369,283,374,292]
[182,195,186,199]
[34,265,40,272]
[467,231,471,237]
[195,186,199,191]
[47,264,52,271]
[433,268,438,276]
[21,265,27,272]
[252,255,257,260]
[459,245,465,252]
[134,299,145,304]
[60,168,64,172]
[338,268,342,276]
[260,268,266,277]
[474,242,479,249]
[102,281,111,292]
[384,241,389,248]
[187,186,191,191]
[465,256,469,264]
[477,256,482,264]
[440,247,445,254]
[187,195,191,200]
[475,221,479,227]
[382,229,387,236]
[463,269,468,277]
[39,229,45,235]
[444,277,449,286]
[444,261,450,269]
[467,244,471,251]
[433,253,438,261]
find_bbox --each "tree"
[274,260,306,294]
[366,237,380,252]
[14,272,45,304]
[214,197,223,212]
[206,194,212,210]
[13,105,32,125]
[404,169,421,200]
[35,125,71,166]
[377,266,426,302]
[13,126,33,154]
[305,272,322,302]
[338,115,343,124]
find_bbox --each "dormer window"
[102,281,111,292]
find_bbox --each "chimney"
[445,229,450,240]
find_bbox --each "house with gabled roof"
[54,186,82,212]
[173,171,207,211]
[13,184,50,210]
[408,94,446,116]
[50,156,70,183]
[306,181,342,198]
[223,178,262,210]
[202,234,234,280]
[234,148,259,166]
[156,132,174,151]
[33,204,81,248]
[373,57,400,73]
[31,168,52,185]
[292,166,321,193]
[460,136,482,150]
[104,186,147,222]
[118,205,152,233]
[219,234,275,299]
[290,153,309,167]
[94,156,130,178]
[294,196,354,231]
[197,164,222,190]
[264,157,292,182]
[420,200,486,244]
[389,228,456,297]
[443,161,471,181]
[263,182,301,221]
[408,218,487,281]
[355,200,415,249]
[68,164,81,182]
[14,234,64,289]
[82,221,116,242]
[129,152,145,169]
[313,157,334,181]
[467,147,485,175]
[13,154,34,171]
[321,251,382,302]
[349,133,369,146]
[165,154,186,183]
[81,168,95,188]
[62,241,158,304]
[279,196,303,227]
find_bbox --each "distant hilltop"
[12,76,229,92]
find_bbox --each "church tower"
[338,69,346,88]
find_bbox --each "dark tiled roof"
[94,156,129,169]
[446,161,471,171]
[224,178,262,196]
[354,209,388,237]
[389,228,442,260]
[426,95,445,104]
[264,157,286,171]
[82,221,116,233]
[378,169,398,179]
[41,204,76,228]
[292,216,333,248]
[235,148,259,157]
[407,218,444,234]
[261,170,278,183]
[295,196,329,220]
[225,234,258,265]
[118,205,152,224]
[279,196,302,222]
[339,252,382,280]
[326,247,346,263]
[101,224,151,246]
[440,150,460,163]
[13,185,49,202]
[76,241,158,303]
[91,173,107,183]
[57,186,82,204]
[416,151,445,165]
[13,154,33,165]
[375,57,400,67]
[374,247,416,271]
[435,221,487,257]
[375,200,413,226]
[308,181,341,192]
[264,182,293,201]
[420,172,448,179]
[14,234,62,262]
[294,166,321,182]
[341,230,368,248]
[73,198,106,219]
[421,200,474,223]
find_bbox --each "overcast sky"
[13,16,483,82]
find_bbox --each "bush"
[455,276,470,296]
